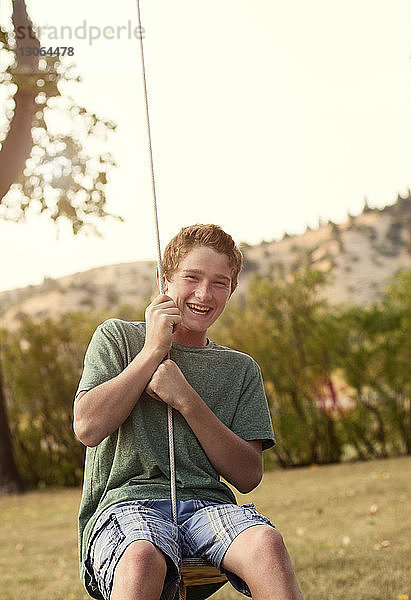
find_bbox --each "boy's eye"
[215,281,228,287]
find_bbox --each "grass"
[0,456,409,600]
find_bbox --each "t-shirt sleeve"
[75,320,125,399]
[230,359,276,451]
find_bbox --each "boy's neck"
[172,326,208,347]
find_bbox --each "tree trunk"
[0,0,40,201]
[0,361,24,494]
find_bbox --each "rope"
[135,1,163,289]
[134,7,184,597]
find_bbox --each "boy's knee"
[112,540,168,599]
[246,526,286,559]
[222,525,284,575]
[117,540,168,575]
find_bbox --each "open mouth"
[186,303,212,316]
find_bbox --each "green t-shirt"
[76,319,275,597]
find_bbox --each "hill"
[1,192,410,328]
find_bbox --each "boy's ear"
[230,282,237,297]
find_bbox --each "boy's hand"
[143,295,182,357]
[145,359,198,413]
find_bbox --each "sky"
[0,0,410,292]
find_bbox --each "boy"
[74,224,303,600]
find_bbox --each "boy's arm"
[74,347,164,447]
[73,295,181,447]
[182,394,263,493]
[146,359,263,493]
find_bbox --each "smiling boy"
[74,224,303,600]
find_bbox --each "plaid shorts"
[85,499,276,600]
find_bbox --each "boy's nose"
[195,282,212,302]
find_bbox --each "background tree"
[1,313,95,488]
[212,266,410,467]
[331,271,411,457]
[0,0,119,493]
[1,304,145,488]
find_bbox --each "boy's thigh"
[180,502,276,568]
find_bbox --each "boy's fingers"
[147,300,179,313]
[145,385,162,402]
[151,294,174,306]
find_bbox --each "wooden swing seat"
[181,558,227,586]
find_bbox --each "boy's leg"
[180,503,303,600]
[111,540,167,600]
[87,501,182,600]
[221,525,303,600]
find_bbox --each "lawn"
[0,456,409,600]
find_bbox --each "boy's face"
[163,246,233,343]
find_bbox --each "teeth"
[187,303,211,313]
